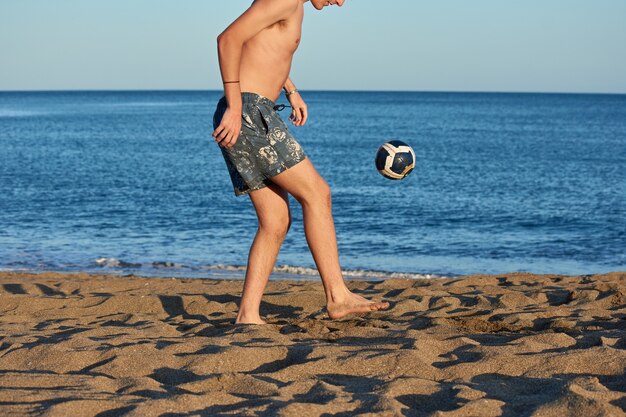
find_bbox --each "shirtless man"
[212,0,390,324]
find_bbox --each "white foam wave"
[95,257,141,268]
[93,258,444,280]
[203,263,443,280]
[0,110,40,118]
[152,261,185,268]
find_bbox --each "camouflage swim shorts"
[213,92,307,196]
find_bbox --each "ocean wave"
[272,265,443,280]
[95,257,141,268]
[93,258,444,280]
[0,110,41,118]
[199,263,442,279]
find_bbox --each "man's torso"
[239,0,304,102]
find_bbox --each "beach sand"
[0,271,624,416]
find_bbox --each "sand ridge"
[0,271,624,416]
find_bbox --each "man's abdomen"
[239,48,293,102]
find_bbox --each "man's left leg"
[235,183,291,324]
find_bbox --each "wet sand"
[0,271,624,416]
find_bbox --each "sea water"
[0,91,624,279]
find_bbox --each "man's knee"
[319,181,332,205]
[258,214,291,240]
[295,178,332,208]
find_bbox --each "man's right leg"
[270,159,390,319]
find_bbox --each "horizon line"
[1,88,625,96]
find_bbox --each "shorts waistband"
[218,92,276,108]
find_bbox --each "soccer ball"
[375,140,416,180]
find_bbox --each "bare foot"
[234,316,267,325]
[326,291,390,320]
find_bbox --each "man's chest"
[254,11,303,54]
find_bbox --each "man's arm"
[213,0,300,147]
[283,77,308,127]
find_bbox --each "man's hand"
[287,93,308,127]
[212,107,241,148]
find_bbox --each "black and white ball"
[375,140,416,180]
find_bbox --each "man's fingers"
[225,130,235,147]
[229,130,239,147]
[295,107,304,126]
[214,123,240,145]
[224,129,240,148]
[213,125,225,139]
[216,129,228,143]
[302,109,309,126]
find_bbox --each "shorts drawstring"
[273,104,292,112]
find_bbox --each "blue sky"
[1,0,625,93]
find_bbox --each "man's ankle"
[327,285,350,304]
[236,309,261,321]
